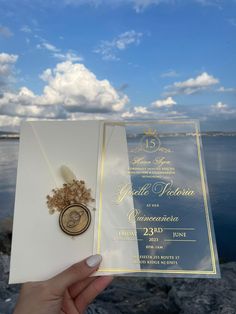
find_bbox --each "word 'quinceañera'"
[127,208,179,224]
[116,181,195,203]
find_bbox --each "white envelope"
[9,121,139,283]
[9,121,102,283]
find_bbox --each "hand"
[13,254,113,314]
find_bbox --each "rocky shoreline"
[0,219,235,314]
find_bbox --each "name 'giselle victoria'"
[116,181,195,203]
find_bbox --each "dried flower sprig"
[47,179,95,214]
[46,165,94,214]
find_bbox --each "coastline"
[1,131,236,141]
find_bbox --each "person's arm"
[14,254,113,314]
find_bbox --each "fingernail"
[86,254,102,268]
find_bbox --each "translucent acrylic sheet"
[94,120,220,278]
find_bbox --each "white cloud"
[228,18,236,27]
[62,0,225,12]
[121,111,135,118]
[0,52,18,91]
[36,38,83,62]
[38,61,128,111]
[115,30,143,49]
[134,106,150,114]
[0,60,129,127]
[95,30,143,60]
[20,25,32,33]
[165,72,219,96]
[152,96,177,108]
[37,42,60,52]
[0,87,35,106]
[161,70,179,78]
[120,96,182,120]
[53,51,83,62]
[210,102,236,117]
[131,0,170,12]
[63,0,164,12]
[121,108,184,120]
[211,102,228,110]
[121,105,152,119]
[217,86,236,93]
[0,115,22,132]
[194,0,222,7]
[0,53,18,65]
[0,102,66,119]
[0,57,187,130]
[132,0,223,11]
[0,25,13,38]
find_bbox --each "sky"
[0,0,236,132]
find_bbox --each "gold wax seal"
[59,203,91,236]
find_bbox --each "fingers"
[69,276,96,299]
[48,254,102,295]
[61,289,78,314]
[75,276,113,313]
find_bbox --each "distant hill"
[128,131,236,138]
[0,130,236,140]
[0,131,19,139]
[201,131,236,137]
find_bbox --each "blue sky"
[0,0,236,131]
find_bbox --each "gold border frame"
[97,120,217,275]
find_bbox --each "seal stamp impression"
[59,203,91,236]
[46,165,95,236]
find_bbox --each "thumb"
[48,254,102,295]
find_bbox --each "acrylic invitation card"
[94,121,220,278]
[9,120,220,283]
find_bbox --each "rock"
[169,262,236,314]
[0,234,235,314]
[86,303,121,314]
[0,218,13,234]
[87,264,236,314]
[0,217,13,255]
[91,277,179,314]
[0,253,20,314]
[0,293,18,314]
[0,254,10,281]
